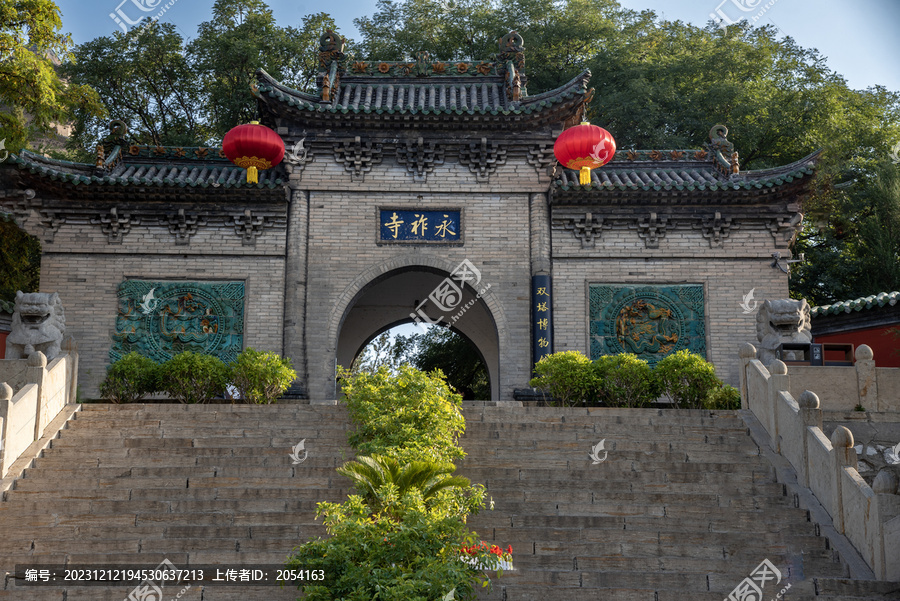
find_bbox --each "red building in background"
[811,292,900,367]
[0,299,12,359]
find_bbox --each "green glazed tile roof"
[553,150,821,192]
[10,147,285,189]
[811,291,900,317]
[254,68,591,117]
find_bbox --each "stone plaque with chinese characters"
[110,280,245,364]
[379,209,461,242]
[589,284,706,364]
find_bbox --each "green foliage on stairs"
[228,347,296,404]
[100,347,296,403]
[528,351,597,406]
[338,364,467,464]
[529,350,740,409]
[99,351,161,404]
[591,353,660,408]
[286,365,501,600]
[159,351,230,404]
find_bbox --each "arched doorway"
[333,266,501,400]
[351,323,492,400]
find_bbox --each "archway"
[334,266,501,400]
[351,323,492,400]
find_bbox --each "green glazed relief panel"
[589,284,706,364]
[110,280,244,364]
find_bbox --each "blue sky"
[55,0,900,92]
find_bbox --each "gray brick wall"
[39,249,286,399]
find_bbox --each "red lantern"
[554,121,616,185]
[222,121,285,184]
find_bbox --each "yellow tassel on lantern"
[579,166,591,185]
[246,166,258,183]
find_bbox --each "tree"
[353,0,900,302]
[792,161,900,304]
[188,0,337,139]
[63,22,206,149]
[0,214,40,301]
[0,0,104,153]
[350,331,415,375]
[409,327,490,400]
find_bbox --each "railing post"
[854,344,877,411]
[830,426,857,533]
[739,343,756,410]
[872,470,900,580]
[797,390,821,488]
[26,352,47,440]
[0,382,13,477]
[768,360,788,453]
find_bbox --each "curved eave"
[552,149,821,195]
[811,291,900,317]
[12,152,286,192]
[255,68,591,122]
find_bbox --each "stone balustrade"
[0,349,79,478]
[739,343,900,580]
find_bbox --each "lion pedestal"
[5,291,66,361]
[755,298,812,366]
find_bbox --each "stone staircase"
[461,406,898,601]
[0,404,354,600]
[0,403,897,600]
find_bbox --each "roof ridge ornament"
[318,30,345,68]
[708,124,740,175]
[499,30,525,101]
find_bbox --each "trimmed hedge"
[528,350,740,410]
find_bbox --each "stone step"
[2,403,894,601]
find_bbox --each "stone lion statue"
[5,291,66,360]
[755,298,812,366]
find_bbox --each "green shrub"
[592,353,658,408]
[528,351,596,406]
[654,350,721,409]
[287,495,489,601]
[99,352,160,403]
[229,347,296,404]
[705,384,742,410]
[159,351,230,404]
[338,364,466,464]
[290,366,497,600]
[337,455,472,518]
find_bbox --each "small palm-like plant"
[337,455,471,516]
